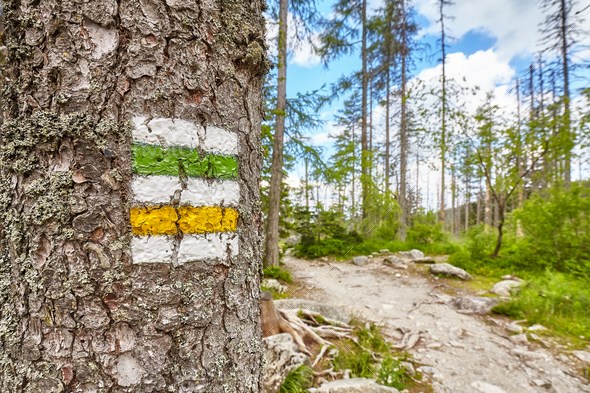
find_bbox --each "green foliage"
[263,265,292,283]
[279,365,313,393]
[332,323,411,390]
[492,272,590,339]
[511,185,590,277]
[407,211,447,245]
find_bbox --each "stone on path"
[263,333,309,393]
[491,280,521,297]
[572,350,590,364]
[452,296,500,315]
[353,256,369,266]
[471,381,507,393]
[397,249,425,261]
[384,255,408,269]
[311,378,399,393]
[261,278,287,294]
[430,263,473,280]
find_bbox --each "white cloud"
[265,12,322,68]
[413,0,590,61]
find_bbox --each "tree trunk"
[398,0,409,242]
[559,0,572,185]
[361,0,370,219]
[0,1,266,391]
[492,201,505,257]
[439,0,448,225]
[264,0,288,268]
[385,25,391,196]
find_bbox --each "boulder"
[491,280,522,297]
[572,350,590,364]
[262,333,309,393]
[384,255,408,269]
[397,249,424,261]
[471,381,507,393]
[353,256,369,266]
[413,257,436,264]
[261,278,287,294]
[379,249,390,254]
[430,263,473,280]
[452,296,500,315]
[273,299,351,324]
[311,378,398,393]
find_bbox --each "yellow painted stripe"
[130,206,238,236]
[177,206,239,234]
[130,206,179,236]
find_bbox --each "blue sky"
[276,0,590,204]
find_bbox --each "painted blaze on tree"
[0,0,266,392]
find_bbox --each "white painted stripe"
[203,126,238,155]
[132,176,182,205]
[132,117,202,148]
[131,236,175,264]
[177,233,239,264]
[181,178,240,206]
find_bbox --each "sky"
[273,0,590,209]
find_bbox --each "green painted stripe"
[132,144,238,179]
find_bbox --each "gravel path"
[283,255,590,393]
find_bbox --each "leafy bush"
[279,365,313,393]
[263,265,292,283]
[492,272,590,339]
[512,185,590,277]
[407,211,446,245]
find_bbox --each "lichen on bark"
[1,0,266,392]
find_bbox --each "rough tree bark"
[0,1,266,392]
[264,0,288,268]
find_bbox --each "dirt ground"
[282,255,590,393]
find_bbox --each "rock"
[274,299,351,324]
[261,278,287,294]
[413,257,436,264]
[262,333,309,393]
[572,350,590,364]
[284,234,301,247]
[379,249,390,254]
[506,322,524,334]
[471,381,507,393]
[491,280,522,297]
[353,256,369,266]
[452,296,500,315]
[501,274,522,281]
[395,273,402,278]
[417,366,438,375]
[526,324,547,332]
[532,379,552,388]
[384,255,408,269]
[397,249,425,261]
[400,361,415,375]
[430,263,473,280]
[509,334,529,345]
[313,378,399,393]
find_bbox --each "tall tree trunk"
[264,0,288,267]
[385,49,391,195]
[399,0,409,242]
[492,200,506,257]
[438,0,448,225]
[361,0,370,219]
[516,78,525,237]
[559,0,572,185]
[0,1,265,391]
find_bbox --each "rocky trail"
[281,254,590,393]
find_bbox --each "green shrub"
[279,365,313,393]
[407,211,446,245]
[263,265,292,283]
[492,272,590,339]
